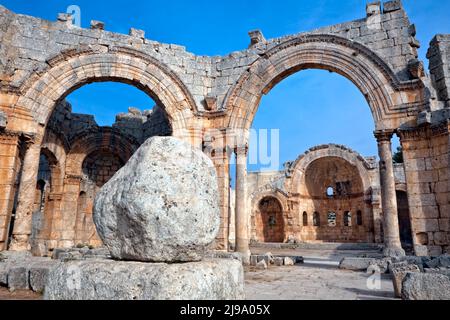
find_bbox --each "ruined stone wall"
[245,145,391,244]
[400,123,450,256]
[427,35,450,107]
[0,0,423,117]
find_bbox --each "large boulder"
[44,259,245,300]
[402,273,450,300]
[93,137,220,262]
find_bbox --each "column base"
[236,248,251,265]
[383,246,406,258]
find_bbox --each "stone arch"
[224,34,425,131]
[286,144,373,196]
[15,46,197,136]
[65,127,139,177]
[255,195,285,243]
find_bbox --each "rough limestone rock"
[256,260,267,270]
[93,137,220,262]
[402,273,450,300]
[340,257,379,271]
[391,264,420,298]
[44,259,244,300]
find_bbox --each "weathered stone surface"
[256,259,267,270]
[205,251,242,263]
[93,136,220,262]
[0,111,7,129]
[7,267,29,290]
[340,257,371,270]
[273,257,283,266]
[402,273,450,300]
[284,257,295,266]
[391,264,420,298]
[0,264,7,286]
[44,259,244,300]
[29,266,50,293]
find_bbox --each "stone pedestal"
[44,258,245,300]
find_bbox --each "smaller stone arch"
[254,195,285,243]
[286,144,374,196]
[65,127,139,178]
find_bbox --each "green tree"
[393,146,403,164]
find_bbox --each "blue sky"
[2,0,450,170]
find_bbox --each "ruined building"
[231,144,413,251]
[0,1,449,258]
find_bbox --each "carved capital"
[234,144,248,156]
[374,129,394,142]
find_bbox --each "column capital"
[374,129,395,142]
[234,144,248,156]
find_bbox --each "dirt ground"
[0,287,42,300]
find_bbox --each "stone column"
[9,135,42,251]
[374,130,405,257]
[0,132,21,250]
[235,144,250,264]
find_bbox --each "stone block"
[383,0,402,13]
[250,255,258,266]
[44,259,245,300]
[339,257,375,271]
[391,264,420,298]
[273,257,283,266]
[29,266,50,293]
[402,273,450,300]
[283,257,295,266]
[129,28,145,39]
[0,264,8,286]
[90,20,104,30]
[8,267,29,291]
[0,111,7,129]
[366,2,381,16]
[256,259,267,270]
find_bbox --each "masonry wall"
[400,124,450,256]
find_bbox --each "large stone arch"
[224,34,426,131]
[15,46,198,137]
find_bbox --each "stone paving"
[245,248,397,300]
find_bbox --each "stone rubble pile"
[339,254,450,300]
[249,252,304,268]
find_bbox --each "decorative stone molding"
[374,129,395,142]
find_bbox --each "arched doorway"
[396,190,413,250]
[256,196,284,243]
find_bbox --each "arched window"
[313,212,320,227]
[327,212,336,227]
[326,186,334,197]
[36,179,46,212]
[303,212,308,226]
[356,210,363,226]
[344,211,352,227]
